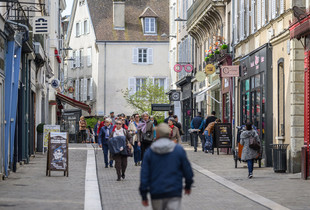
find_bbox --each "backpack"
[249,133,260,151]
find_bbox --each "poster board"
[43,125,60,153]
[215,123,232,149]
[46,132,69,177]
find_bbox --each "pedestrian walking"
[190,112,204,152]
[109,119,133,181]
[110,111,116,125]
[164,110,174,123]
[94,120,100,143]
[128,113,142,166]
[150,115,158,126]
[168,118,181,143]
[173,115,184,137]
[137,112,155,160]
[79,116,87,143]
[139,123,194,210]
[99,118,114,168]
[240,122,260,179]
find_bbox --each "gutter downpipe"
[231,0,236,153]
[104,42,107,115]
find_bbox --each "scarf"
[114,128,125,137]
[98,121,105,135]
[137,120,148,133]
[169,125,174,138]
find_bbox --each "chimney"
[113,0,125,30]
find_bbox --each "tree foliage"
[122,79,169,119]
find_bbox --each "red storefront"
[289,7,310,179]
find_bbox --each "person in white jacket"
[128,113,141,166]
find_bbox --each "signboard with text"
[33,16,50,34]
[43,125,60,152]
[215,123,232,148]
[46,132,69,177]
[221,65,240,77]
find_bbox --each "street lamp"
[174,17,187,21]
[161,33,176,38]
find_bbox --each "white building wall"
[97,42,170,116]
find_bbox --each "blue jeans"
[247,159,254,174]
[192,132,204,151]
[102,144,113,167]
[133,142,141,163]
[204,130,213,150]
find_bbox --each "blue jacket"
[98,125,113,145]
[190,116,204,130]
[139,138,194,200]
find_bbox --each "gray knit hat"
[155,123,171,138]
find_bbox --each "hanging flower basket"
[221,44,228,50]
[209,53,214,58]
[215,49,220,54]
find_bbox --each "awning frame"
[56,92,91,114]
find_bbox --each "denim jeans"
[133,142,141,163]
[102,144,113,167]
[247,159,254,174]
[204,130,213,150]
[192,132,204,151]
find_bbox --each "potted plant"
[221,44,228,49]
[209,53,214,58]
[36,123,45,152]
[215,49,220,54]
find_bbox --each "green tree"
[122,79,169,120]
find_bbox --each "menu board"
[215,123,232,148]
[46,132,69,177]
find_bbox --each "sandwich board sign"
[46,132,69,177]
[43,125,60,153]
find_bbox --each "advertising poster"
[48,132,68,171]
[43,125,60,151]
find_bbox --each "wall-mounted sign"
[151,104,171,111]
[195,71,206,82]
[68,86,74,93]
[221,65,240,77]
[51,79,60,89]
[171,92,181,101]
[205,64,216,75]
[174,64,193,73]
[33,16,50,34]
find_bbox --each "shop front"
[176,76,192,142]
[239,44,273,166]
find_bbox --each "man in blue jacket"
[99,118,114,168]
[190,112,204,152]
[140,123,194,210]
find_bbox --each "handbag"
[142,131,153,142]
[126,144,133,157]
[249,134,260,151]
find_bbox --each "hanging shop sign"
[33,16,50,34]
[195,71,206,82]
[51,79,60,89]
[174,64,193,73]
[151,104,171,111]
[205,64,216,75]
[171,91,181,101]
[68,86,74,94]
[46,132,69,177]
[220,65,240,77]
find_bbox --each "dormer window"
[139,7,158,35]
[144,18,156,34]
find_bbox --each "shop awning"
[195,82,221,104]
[289,7,310,40]
[56,92,91,114]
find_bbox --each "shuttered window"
[76,50,80,68]
[75,79,79,101]
[234,0,238,43]
[84,19,89,34]
[280,0,284,14]
[262,0,266,26]
[240,0,245,39]
[132,48,153,64]
[128,77,136,95]
[89,78,93,101]
[246,0,250,37]
[272,0,276,19]
[80,78,83,101]
[83,78,87,101]
[87,47,91,66]
[257,0,261,29]
[251,0,255,33]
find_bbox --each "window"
[76,22,81,37]
[154,78,165,89]
[88,78,93,101]
[84,20,89,34]
[136,78,147,92]
[76,50,80,68]
[144,18,156,34]
[79,49,84,67]
[79,0,85,6]
[72,50,76,68]
[87,47,92,66]
[133,48,153,64]
[278,60,285,136]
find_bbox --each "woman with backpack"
[240,122,260,179]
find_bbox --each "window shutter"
[79,21,82,36]
[241,0,245,39]
[86,20,90,34]
[234,0,238,43]
[257,0,261,29]
[76,23,79,37]
[76,50,80,67]
[89,78,93,101]
[132,48,138,64]
[280,0,284,14]
[164,77,169,91]
[246,0,250,36]
[81,20,84,35]
[251,0,255,33]
[84,78,87,101]
[69,51,73,68]
[148,48,153,64]
[128,77,136,95]
[80,49,83,67]
[268,0,272,21]
[80,78,83,101]
[87,48,92,66]
[272,0,276,19]
[262,0,266,26]
[75,79,79,100]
